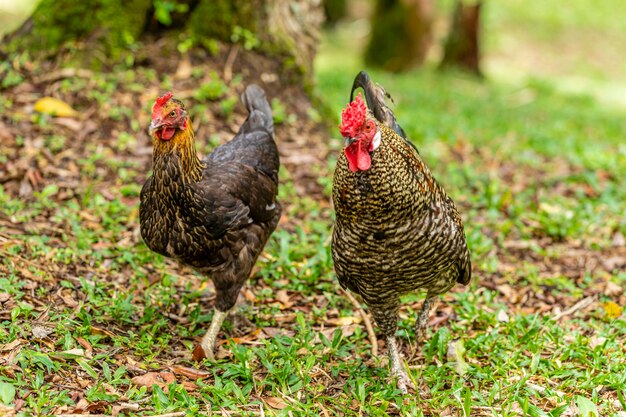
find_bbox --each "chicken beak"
[149,119,163,136]
[344,136,357,147]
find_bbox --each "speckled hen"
[140,85,281,359]
[331,71,471,392]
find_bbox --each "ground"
[1,1,626,416]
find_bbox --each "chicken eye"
[170,110,176,118]
[365,123,372,131]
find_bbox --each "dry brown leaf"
[230,328,263,345]
[264,396,289,410]
[496,309,510,323]
[1,339,21,351]
[131,371,176,392]
[327,316,362,326]
[181,381,198,392]
[31,325,53,339]
[90,326,115,338]
[191,344,206,362]
[0,404,15,417]
[76,337,93,356]
[275,289,293,309]
[53,117,83,131]
[319,324,357,340]
[170,365,211,380]
[604,281,623,297]
[589,336,607,349]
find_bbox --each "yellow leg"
[200,308,231,360]
[387,335,414,394]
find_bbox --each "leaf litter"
[0,40,624,416]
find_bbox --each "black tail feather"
[350,71,407,140]
[242,84,274,136]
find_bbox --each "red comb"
[339,93,367,138]
[152,92,173,119]
[156,92,173,106]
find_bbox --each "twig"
[223,43,240,83]
[55,415,109,417]
[552,296,596,321]
[32,68,94,84]
[341,288,378,357]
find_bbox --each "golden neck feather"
[152,118,205,183]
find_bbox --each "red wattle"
[161,128,175,140]
[344,140,371,172]
[345,144,358,172]
[356,139,371,171]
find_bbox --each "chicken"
[331,71,471,392]
[140,85,281,359]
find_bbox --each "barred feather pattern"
[332,122,471,336]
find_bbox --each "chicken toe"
[200,308,231,360]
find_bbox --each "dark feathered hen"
[140,85,281,359]
[332,71,471,392]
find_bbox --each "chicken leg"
[386,335,415,393]
[373,304,415,393]
[200,308,233,360]
[415,296,436,342]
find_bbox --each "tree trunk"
[364,0,434,73]
[323,0,348,26]
[439,0,483,77]
[1,0,324,85]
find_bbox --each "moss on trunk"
[188,0,258,43]
[2,0,322,87]
[5,0,152,67]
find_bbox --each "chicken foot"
[200,308,233,360]
[386,335,415,394]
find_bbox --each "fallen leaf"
[604,281,623,297]
[496,309,510,323]
[33,97,78,117]
[191,344,206,362]
[230,328,263,345]
[76,337,93,356]
[170,365,211,380]
[603,301,622,319]
[181,381,198,392]
[51,348,86,359]
[0,404,15,417]
[0,340,21,352]
[264,396,289,410]
[588,336,606,349]
[31,325,53,339]
[112,402,139,417]
[275,290,293,309]
[327,316,362,326]
[131,371,176,392]
[90,326,115,338]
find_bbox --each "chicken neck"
[151,120,205,185]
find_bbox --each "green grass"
[2,2,626,416]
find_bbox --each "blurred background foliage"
[2,0,625,107]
